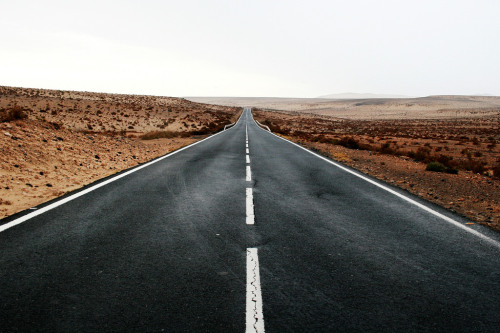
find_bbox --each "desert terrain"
[189,95,500,119]
[0,86,241,218]
[250,97,500,231]
[3,89,500,231]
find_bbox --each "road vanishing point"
[1,108,500,332]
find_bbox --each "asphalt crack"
[246,248,264,332]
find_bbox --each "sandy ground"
[0,86,241,219]
[189,95,500,120]
[253,108,500,231]
[1,86,239,134]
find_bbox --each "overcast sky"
[2,0,499,97]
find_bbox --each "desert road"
[1,108,500,332]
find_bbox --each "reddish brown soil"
[0,86,239,134]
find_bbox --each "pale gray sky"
[2,0,499,97]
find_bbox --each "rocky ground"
[0,86,241,219]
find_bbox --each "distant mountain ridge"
[318,93,414,99]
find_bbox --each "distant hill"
[318,93,414,99]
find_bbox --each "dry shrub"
[337,136,360,149]
[140,131,178,140]
[426,162,446,172]
[48,122,62,130]
[460,156,487,174]
[0,198,12,205]
[0,105,28,122]
[426,161,458,174]
[379,142,394,155]
[493,164,500,178]
[408,147,432,162]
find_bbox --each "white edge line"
[246,247,265,333]
[255,120,270,132]
[249,110,500,249]
[0,112,245,234]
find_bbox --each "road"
[1,108,500,332]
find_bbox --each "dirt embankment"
[253,109,500,231]
[0,86,241,219]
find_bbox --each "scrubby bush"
[426,162,446,172]
[493,164,500,178]
[379,142,394,154]
[313,135,338,145]
[0,105,28,122]
[461,157,486,174]
[444,167,459,174]
[408,146,432,162]
[426,161,458,174]
[140,131,178,140]
[337,136,360,149]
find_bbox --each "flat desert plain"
[188,95,500,120]
[190,96,500,231]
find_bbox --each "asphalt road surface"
[1,108,500,332]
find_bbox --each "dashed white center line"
[246,188,255,225]
[246,248,265,333]
[245,109,265,332]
